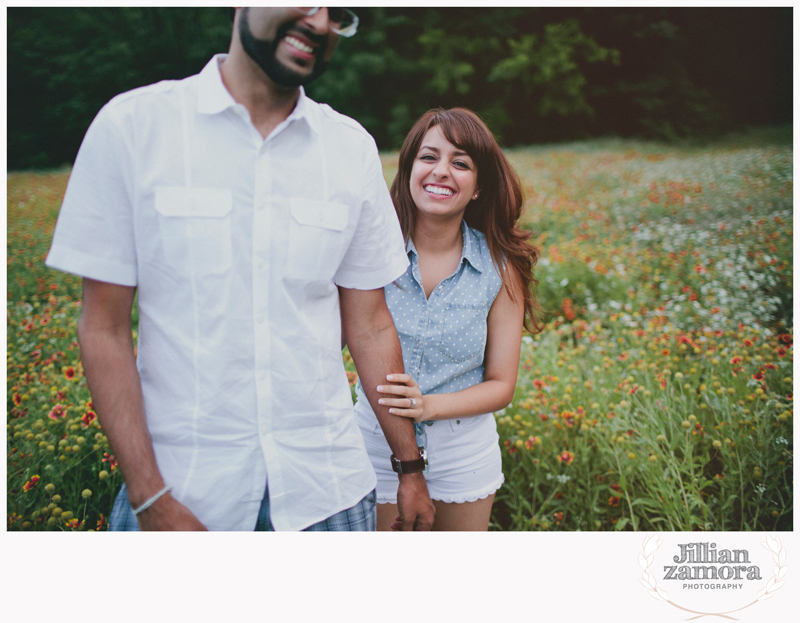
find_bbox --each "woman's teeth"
[424,185,454,196]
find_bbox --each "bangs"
[429,109,493,164]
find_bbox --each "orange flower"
[729,356,743,365]
[557,451,575,465]
[553,511,563,524]
[710,307,721,314]
[661,348,670,357]
[63,366,75,380]
[742,339,754,347]
[628,384,639,395]
[96,514,106,530]
[65,518,83,529]
[608,496,620,507]
[525,436,541,450]
[23,475,40,492]
[12,393,22,407]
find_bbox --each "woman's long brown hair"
[390,108,543,334]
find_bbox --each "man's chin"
[263,59,329,88]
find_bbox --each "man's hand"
[136,493,207,531]
[392,472,435,531]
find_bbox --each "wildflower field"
[7,128,793,531]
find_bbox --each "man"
[45,7,435,531]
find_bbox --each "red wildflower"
[12,393,22,407]
[729,356,743,365]
[659,377,667,390]
[777,348,787,357]
[63,366,76,380]
[102,452,118,470]
[608,496,620,507]
[752,369,765,381]
[661,348,670,357]
[710,307,721,314]
[47,404,65,421]
[628,384,639,395]
[23,475,40,492]
[96,514,106,530]
[525,436,541,450]
[780,334,792,345]
[81,410,97,428]
[742,339,754,348]
[618,352,630,361]
[533,379,546,390]
[65,519,83,529]
[553,511,563,525]
[557,451,575,465]
[610,484,621,492]
[538,413,550,422]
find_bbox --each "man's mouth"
[424,184,454,197]
[284,35,315,55]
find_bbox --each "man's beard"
[238,8,330,88]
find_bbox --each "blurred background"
[7,6,792,170]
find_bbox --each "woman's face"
[409,125,479,222]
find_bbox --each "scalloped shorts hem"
[376,476,504,506]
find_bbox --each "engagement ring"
[410,398,416,408]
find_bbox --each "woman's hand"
[376,374,425,423]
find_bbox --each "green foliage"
[9,8,791,169]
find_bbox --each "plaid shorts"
[109,483,376,531]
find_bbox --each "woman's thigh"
[377,495,495,531]
[376,502,399,531]
[432,493,495,531]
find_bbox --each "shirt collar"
[196,54,320,136]
[406,220,484,274]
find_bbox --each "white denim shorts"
[356,410,504,505]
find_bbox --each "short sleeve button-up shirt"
[45,55,409,531]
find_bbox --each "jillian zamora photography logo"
[637,533,788,619]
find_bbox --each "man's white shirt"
[46,54,409,530]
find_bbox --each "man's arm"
[78,278,206,530]
[339,286,435,531]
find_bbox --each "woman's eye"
[453,161,470,169]
[419,154,436,161]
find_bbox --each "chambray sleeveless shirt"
[354,220,503,425]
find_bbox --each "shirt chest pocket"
[154,187,233,275]
[438,302,488,363]
[287,199,349,282]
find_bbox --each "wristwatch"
[390,447,427,474]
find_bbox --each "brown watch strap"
[390,452,426,474]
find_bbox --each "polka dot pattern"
[357,220,503,405]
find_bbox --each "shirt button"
[438,286,444,292]
[456,420,461,425]
[426,421,433,427]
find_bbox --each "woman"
[354,108,543,531]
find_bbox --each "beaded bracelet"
[132,485,172,517]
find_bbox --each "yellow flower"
[81,489,92,498]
